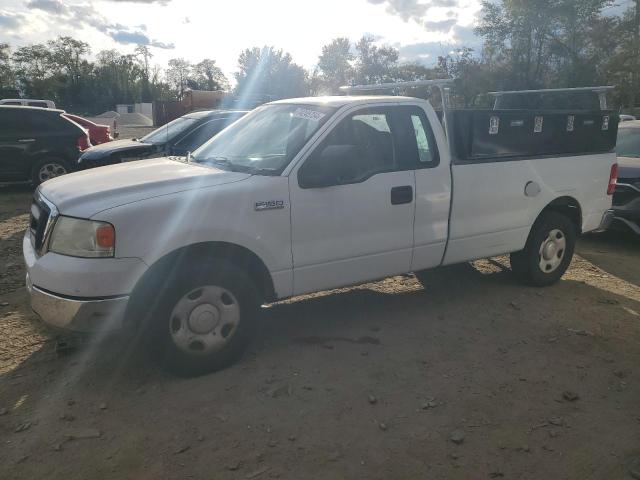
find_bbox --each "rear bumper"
[27,273,128,333]
[593,209,615,232]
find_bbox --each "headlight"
[49,216,115,258]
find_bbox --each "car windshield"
[191,104,336,174]
[616,128,640,158]
[141,116,199,144]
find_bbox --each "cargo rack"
[339,81,618,164]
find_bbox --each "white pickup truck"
[23,82,619,375]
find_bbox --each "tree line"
[0,0,638,114]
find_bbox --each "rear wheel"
[510,212,576,287]
[146,258,260,376]
[31,157,70,186]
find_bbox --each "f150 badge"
[255,200,285,211]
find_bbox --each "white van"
[0,98,56,109]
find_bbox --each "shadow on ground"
[577,230,640,286]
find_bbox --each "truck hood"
[618,156,640,179]
[80,139,156,160]
[39,158,251,218]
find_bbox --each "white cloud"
[1,0,482,77]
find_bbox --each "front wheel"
[147,259,260,376]
[31,157,71,186]
[510,212,576,287]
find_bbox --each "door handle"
[391,185,413,205]
[18,138,35,143]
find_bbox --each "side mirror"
[299,144,358,189]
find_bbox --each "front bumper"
[26,273,129,333]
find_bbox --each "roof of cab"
[0,105,65,113]
[270,95,425,108]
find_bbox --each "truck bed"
[447,109,618,163]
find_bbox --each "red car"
[63,114,113,145]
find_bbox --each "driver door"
[289,107,415,295]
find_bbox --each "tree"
[316,37,354,93]
[135,44,153,101]
[47,36,92,109]
[437,48,496,107]
[166,58,193,100]
[235,46,309,102]
[94,49,145,110]
[12,43,56,100]
[0,43,15,96]
[354,36,399,84]
[475,0,613,89]
[195,59,229,91]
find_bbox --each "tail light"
[607,163,618,195]
[77,133,91,151]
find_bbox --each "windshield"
[616,128,640,158]
[191,104,336,174]
[141,116,199,144]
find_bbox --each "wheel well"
[30,155,72,176]
[125,242,275,329]
[538,196,582,233]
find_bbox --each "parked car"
[77,109,247,170]
[0,105,91,185]
[612,120,640,234]
[24,84,618,375]
[63,113,113,145]
[0,98,56,108]
[619,114,637,122]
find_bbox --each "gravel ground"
[0,180,639,479]
[116,126,155,140]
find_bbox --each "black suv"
[0,106,90,185]
[78,109,247,170]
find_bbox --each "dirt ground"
[1,181,639,479]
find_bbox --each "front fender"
[94,175,293,294]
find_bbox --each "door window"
[411,114,434,164]
[299,109,397,188]
[394,106,439,168]
[25,111,73,132]
[174,119,228,153]
[27,101,48,108]
[0,110,29,135]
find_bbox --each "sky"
[0,0,483,79]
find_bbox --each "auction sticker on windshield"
[292,108,326,122]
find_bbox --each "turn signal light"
[96,224,115,248]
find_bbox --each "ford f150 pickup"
[23,81,619,375]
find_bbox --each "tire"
[31,157,71,186]
[145,258,260,376]
[510,211,577,287]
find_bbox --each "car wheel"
[31,158,71,186]
[147,258,260,376]
[510,211,576,287]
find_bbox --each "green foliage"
[2,2,639,114]
[234,46,309,100]
[1,36,231,114]
[195,59,229,92]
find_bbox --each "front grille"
[613,179,640,207]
